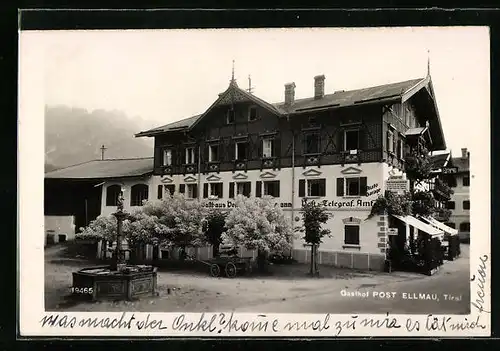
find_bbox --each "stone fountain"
[72,191,158,301]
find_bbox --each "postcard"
[18,25,491,337]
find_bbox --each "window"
[106,185,121,206]
[305,133,320,154]
[262,138,274,158]
[336,177,367,197]
[130,184,148,206]
[298,178,326,197]
[248,106,258,121]
[235,141,248,161]
[157,185,163,199]
[185,147,195,164]
[344,130,359,151]
[459,222,470,232]
[162,149,172,166]
[463,175,470,187]
[448,176,457,188]
[346,178,361,196]
[446,201,455,210]
[445,222,456,229]
[344,225,360,245]
[236,182,251,197]
[387,130,394,153]
[263,181,280,197]
[209,183,223,198]
[185,184,198,199]
[226,109,235,124]
[463,200,470,210]
[164,184,175,195]
[209,144,219,162]
[397,139,405,159]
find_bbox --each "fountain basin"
[72,265,158,301]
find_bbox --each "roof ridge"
[44,159,98,174]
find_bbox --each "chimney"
[461,148,468,159]
[284,82,296,106]
[314,75,325,99]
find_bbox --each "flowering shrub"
[222,195,294,254]
[411,191,436,217]
[405,147,432,183]
[368,191,412,219]
[76,215,132,242]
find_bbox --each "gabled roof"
[451,156,470,173]
[45,157,154,180]
[135,77,441,141]
[274,78,423,114]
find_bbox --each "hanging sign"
[442,167,458,174]
[386,178,409,194]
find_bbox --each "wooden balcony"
[233,159,248,172]
[260,157,279,170]
[204,161,220,174]
[182,163,198,175]
[341,149,362,166]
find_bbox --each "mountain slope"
[45,105,154,170]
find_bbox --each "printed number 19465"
[70,287,93,294]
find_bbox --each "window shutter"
[219,183,223,198]
[245,182,251,197]
[336,178,344,196]
[274,136,281,158]
[157,185,163,199]
[276,181,280,197]
[256,181,262,197]
[179,184,185,194]
[204,144,209,162]
[360,177,368,196]
[229,182,235,198]
[299,179,305,197]
[258,139,263,158]
[229,140,235,161]
[319,179,326,196]
[203,183,208,198]
[218,142,223,162]
[338,130,345,152]
[193,184,198,198]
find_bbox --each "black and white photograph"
[18,25,490,337]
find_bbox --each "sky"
[40,27,490,157]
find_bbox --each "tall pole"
[113,191,126,271]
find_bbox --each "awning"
[420,216,459,236]
[392,214,444,237]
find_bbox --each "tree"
[222,195,294,272]
[299,201,331,276]
[77,215,132,243]
[203,209,227,258]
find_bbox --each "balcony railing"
[430,178,453,201]
[341,149,362,166]
[261,157,279,170]
[182,163,198,175]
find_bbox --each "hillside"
[45,105,154,171]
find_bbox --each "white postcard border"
[18,27,491,338]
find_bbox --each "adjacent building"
[445,148,471,241]
[132,71,448,270]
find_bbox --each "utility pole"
[100,144,107,160]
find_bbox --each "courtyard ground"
[44,244,470,314]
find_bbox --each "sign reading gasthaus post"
[18,25,490,338]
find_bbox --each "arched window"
[130,184,149,206]
[106,185,122,206]
[459,222,470,232]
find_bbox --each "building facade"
[445,148,471,241]
[132,72,447,270]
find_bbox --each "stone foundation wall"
[292,249,386,271]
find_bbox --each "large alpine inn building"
[45,71,455,270]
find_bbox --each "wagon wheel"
[225,262,237,278]
[210,263,221,277]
